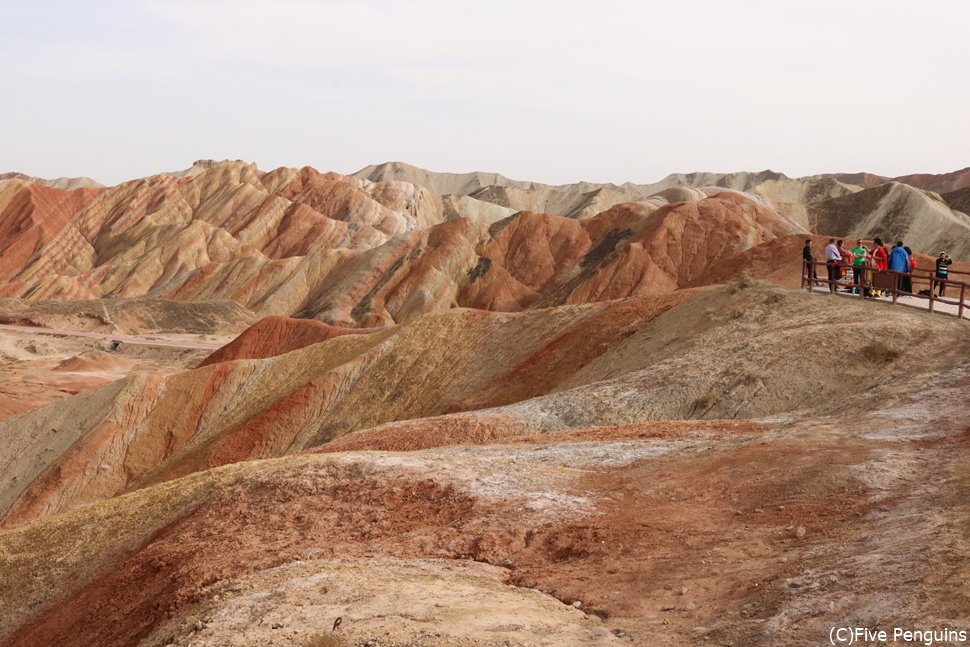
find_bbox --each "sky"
[1,0,968,185]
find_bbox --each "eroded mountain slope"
[3,282,968,532]
[809,182,970,257]
[0,294,688,527]
[2,358,968,646]
[0,162,808,326]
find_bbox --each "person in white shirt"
[824,239,841,293]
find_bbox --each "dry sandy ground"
[2,373,969,647]
[0,328,222,419]
[0,324,227,349]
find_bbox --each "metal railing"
[801,260,968,319]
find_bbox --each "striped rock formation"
[2,283,970,646]
[3,282,968,530]
[4,161,970,647]
[0,163,805,325]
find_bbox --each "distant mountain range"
[1,160,968,326]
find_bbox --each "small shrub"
[693,391,719,412]
[763,292,784,305]
[729,274,756,293]
[303,633,350,647]
[741,373,761,386]
[861,341,900,364]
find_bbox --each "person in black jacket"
[936,252,953,297]
[803,240,817,287]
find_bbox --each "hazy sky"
[2,0,968,185]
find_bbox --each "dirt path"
[808,286,970,319]
[875,292,970,318]
[0,324,224,350]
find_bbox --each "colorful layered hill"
[4,160,970,328]
[3,282,968,531]
[2,282,970,646]
[4,160,970,647]
[0,163,805,325]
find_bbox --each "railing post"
[808,261,814,293]
[929,278,935,313]
[892,271,898,304]
[960,284,966,320]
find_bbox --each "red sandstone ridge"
[4,160,970,322]
[0,180,104,281]
[460,191,800,311]
[198,316,383,366]
[892,167,970,194]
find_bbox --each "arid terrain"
[1,162,969,647]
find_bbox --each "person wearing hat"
[936,251,953,297]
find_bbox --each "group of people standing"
[803,238,954,297]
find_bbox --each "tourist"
[936,251,953,297]
[824,238,841,293]
[872,237,888,271]
[903,246,914,293]
[888,242,909,294]
[868,238,889,298]
[802,239,817,287]
[837,239,852,280]
[851,240,869,292]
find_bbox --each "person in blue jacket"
[887,242,910,281]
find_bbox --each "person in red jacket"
[867,237,889,298]
[872,237,888,271]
